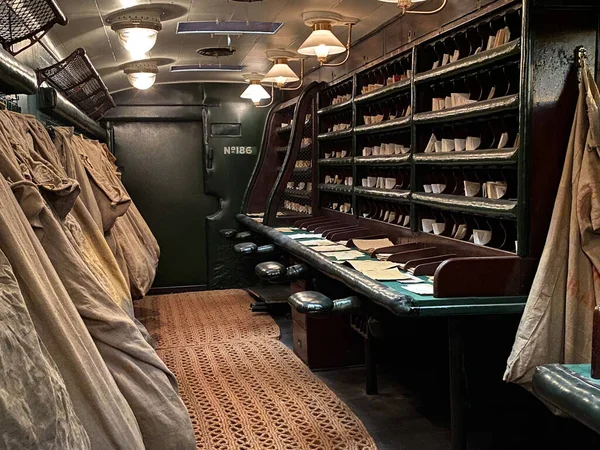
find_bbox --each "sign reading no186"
[223,146,256,155]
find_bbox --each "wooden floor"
[274,313,450,450]
[273,313,600,450]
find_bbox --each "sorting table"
[237,213,528,450]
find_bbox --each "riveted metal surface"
[203,83,269,289]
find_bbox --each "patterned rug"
[134,289,280,349]
[159,339,377,450]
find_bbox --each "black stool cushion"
[234,242,258,254]
[288,291,334,315]
[255,261,286,280]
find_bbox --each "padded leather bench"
[533,364,600,435]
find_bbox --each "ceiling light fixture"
[378,0,448,15]
[240,73,273,107]
[262,50,306,90]
[123,60,159,90]
[298,12,359,66]
[106,6,163,56]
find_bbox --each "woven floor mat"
[134,290,280,349]
[158,339,377,450]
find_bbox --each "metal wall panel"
[110,83,267,289]
[113,120,217,289]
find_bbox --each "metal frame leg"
[448,317,467,450]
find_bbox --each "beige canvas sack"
[505,58,600,387]
[0,111,195,449]
[0,247,91,449]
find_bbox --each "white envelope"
[425,134,438,153]
[473,229,492,246]
[431,184,446,194]
[422,218,436,233]
[498,132,509,149]
[464,181,481,197]
[454,138,467,152]
[433,223,446,235]
[454,224,468,240]
[466,136,482,151]
[442,138,455,152]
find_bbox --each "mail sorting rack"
[316,77,355,219]
[319,164,353,216]
[412,2,522,255]
[242,82,321,223]
[242,95,297,220]
[317,79,353,162]
[309,0,574,263]
[259,81,323,226]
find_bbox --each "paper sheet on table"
[362,269,417,281]
[300,239,336,246]
[275,227,297,232]
[348,260,399,271]
[287,233,317,240]
[360,268,423,284]
[402,283,434,295]
[312,245,350,252]
[352,238,394,252]
[323,250,365,261]
[376,253,392,261]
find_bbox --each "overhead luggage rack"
[37,48,116,120]
[0,0,67,56]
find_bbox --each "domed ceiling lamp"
[297,12,359,67]
[123,60,159,90]
[378,0,448,15]
[106,6,163,56]
[262,50,306,91]
[240,73,273,107]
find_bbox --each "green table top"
[276,227,527,316]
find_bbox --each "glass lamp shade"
[298,29,346,61]
[117,27,158,54]
[241,83,271,105]
[263,63,299,88]
[127,72,157,90]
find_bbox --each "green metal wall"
[106,83,268,291]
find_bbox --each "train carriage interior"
[1,0,600,449]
